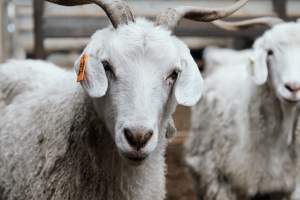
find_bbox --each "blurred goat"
[185,17,300,200]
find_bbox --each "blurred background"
[1,0,300,199]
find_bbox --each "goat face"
[250,22,300,103]
[74,19,203,164]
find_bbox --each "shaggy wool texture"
[0,18,204,200]
[185,22,300,200]
[0,60,167,200]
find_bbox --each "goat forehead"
[262,23,300,47]
[116,18,173,45]
[107,19,178,67]
[114,62,172,83]
[108,39,178,73]
[282,47,300,64]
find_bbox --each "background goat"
[202,46,251,76]
[185,18,300,200]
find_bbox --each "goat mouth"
[282,97,300,104]
[280,92,300,104]
[122,152,149,163]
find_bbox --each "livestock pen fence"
[0,0,24,62]
[31,0,300,58]
[1,0,300,63]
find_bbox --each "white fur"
[203,46,252,76]
[185,22,300,200]
[0,18,203,200]
[0,60,72,109]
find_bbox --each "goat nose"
[285,82,300,93]
[124,128,153,151]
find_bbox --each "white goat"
[0,0,249,199]
[185,19,300,200]
[203,46,251,76]
[0,60,70,108]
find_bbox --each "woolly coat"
[185,62,300,200]
[0,61,167,200]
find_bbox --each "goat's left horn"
[155,0,249,31]
[45,0,135,28]
[212,17,284,31]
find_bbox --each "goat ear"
[175,52,204,106]
[247,49,268,85]
[74,53,108,98]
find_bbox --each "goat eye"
[102,60,111,71]
[166,70,179,86]
[267,49,274,56]
[101,60,116,79]
[102,60,116,79]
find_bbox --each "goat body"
[0,60,167,200]
[185,22,300,200]
[186,62,299,200]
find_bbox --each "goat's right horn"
[212,17,284,31]
[156,0,249,31]
[45,0,135,28]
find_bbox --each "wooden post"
[0,0,7,62]
[0,0,25,62]
[272,0,287,20]
[0,0,4,62]
[33,0,45,59]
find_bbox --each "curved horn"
[45,0,134,28]
[156,0,249,31]
[212,17,284,31]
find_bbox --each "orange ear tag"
[77,53,88,82]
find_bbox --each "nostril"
[285,83,300,93]
[123,128,153,150]
[124,128,136,147]
[141,131,153,147]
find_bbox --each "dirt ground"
[166,138,196,200]
[166,106,196,200]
